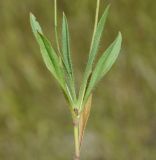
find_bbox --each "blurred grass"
[0,0,156,159]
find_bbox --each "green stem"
[54,0,61,55]
[90,0,100,52]
[73,118,80,160]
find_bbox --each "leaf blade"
[30,13,65,89]
[62,13,73,76]
[62,13,76,102]
[78,5,110,108]
[38,33,65,86]
[84,32,122,103]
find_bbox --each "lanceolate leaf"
[30,13,43,42]
[38,33,65,87]
[62,13,73,76]
[62,13,76,102]
[30,13,65,90]
[78,5,110,107]
[84,32,122,104]
[87,5,110,69]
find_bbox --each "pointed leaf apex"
[118,31,122,37]
[30,12,36,20]
[107,4,111,9]
[117,32,122,44]
[63,12,66,17]
[105,4,111,13]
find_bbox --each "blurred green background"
[0,0,156,159]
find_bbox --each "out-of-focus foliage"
[0,0,155,159]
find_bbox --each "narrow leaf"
[79,94,92,149]
[84,32,122,103]
[62,13,76,101]
[78,5,110,107]
[30,13,65,89]
[30,13,43,41]
[38,33,65,86]
[62,13,73,77]
[88,5,110,68]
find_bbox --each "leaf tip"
[63,12,68,21]
[105,4,111,13]
[30,12,36,21]
[118,31,122,43]
[107,4,111,9]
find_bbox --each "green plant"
[30,0,122,159]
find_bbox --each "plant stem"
[73,118,80,160]
[54,0,61,55]
[90,0,100,52]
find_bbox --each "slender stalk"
[90,0,100,52]
[54,0,61,54]
[73,118,80,160]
